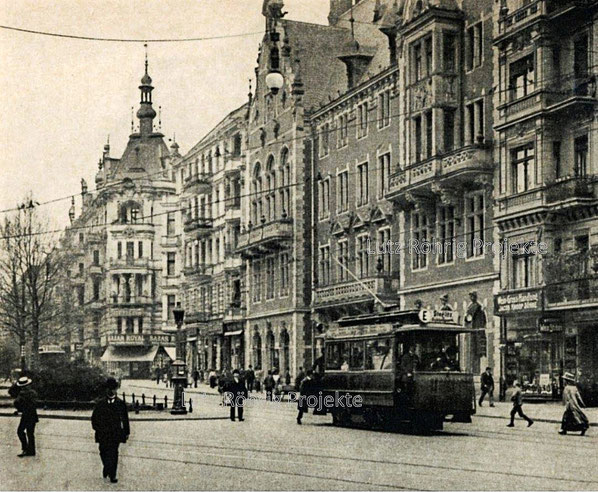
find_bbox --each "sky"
[0,0,328,233]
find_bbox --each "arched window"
[119,201,142,224]
[252,327,262,370]
[251,162,262,224]
[266,155,276,221]
[280,147,290,217]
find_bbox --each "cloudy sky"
[0,0,327,231]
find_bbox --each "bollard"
[164,395,168,409]
[142,393,146,405]
[189,398,193,413]
[132,393,135,405]
[153,395,156,407]
[134,400,140,415]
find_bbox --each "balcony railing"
[314,276,397,305]
[183,173,211,194]
[498,0,544,35]
[184,216,213,234]
[546,74,597,107]
[387,145,492,196]
[109,294,153,305]
[108,257,151,269]
[183,264,211,279]
[223,305,244,322]
[237,218,293,254]
[544,175,594,203]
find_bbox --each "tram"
[317,309,476,431]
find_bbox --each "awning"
[101,346,158,363]
[224,330,243,337]
[164,347,176,361]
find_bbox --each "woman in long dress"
[559,372,589,436]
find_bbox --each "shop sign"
[538,318,564,332]
[495,290,542,314]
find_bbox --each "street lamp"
[171,303,187,415]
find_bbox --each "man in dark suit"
[479,367,495,407]
[296,370,316,425]
[91,377,130,484]
[13,376,39,457]
[246,365,255,393]
[227,369,247,421]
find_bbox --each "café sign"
[495,290,542,314]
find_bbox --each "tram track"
[33,428,598,488]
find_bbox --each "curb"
[0,412,229,422]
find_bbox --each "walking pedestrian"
[479,367,495,407]
[507,380,533,428]
[227,369,247,422]
[559,372,589,436]
[91,377,130,484]
[13,376,38,457]
[246,365,255,393]
[294,366,305,390]
[193,369,199,389]
[155,367,161,385]
[284,370,291,386]
[264,371,275,401]
[296,370,316,425]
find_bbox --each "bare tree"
[0,196,68,370]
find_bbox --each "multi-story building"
[62,61,179,377]
[311,0,401,352]
[174,104,246,374]
[382,0,497,376]
[493,0,598,401]
[238,1,351,380]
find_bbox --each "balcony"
[496,176,596,218]
[313,276,398,307]
[223,305,244,323]
[108,257,151,271]
[89,264,102,275]
[544,249,598,307]
[160,235,180,248]
[184,216,213,235]
[109,222,155,236]
[236,218,293,256]
[225,198,241,211]
[224,255,242,271]
[224,156,244,176]
[497,0,544,38]
[184,311,210,324]
[183,264,211,282]
[105,333,173,347]
[545,74,597,112]
[183,173,211,195]
[386,145,493,202]
[545,176,595,204]
[109,294,154,306]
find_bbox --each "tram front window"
[399,333,460,372]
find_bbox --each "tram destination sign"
[495,290,542,314]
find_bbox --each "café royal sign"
[495,289,542,314]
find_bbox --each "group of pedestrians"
[478,368,589,435]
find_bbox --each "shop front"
[101,345,174,379]
[200,322,223,372]
[496,288,569,400]
[222,324,244,371]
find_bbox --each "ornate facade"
[62,61,179,378]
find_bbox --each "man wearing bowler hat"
[91,377,130,483]
[13,376,39,457]
[227,369,247,421]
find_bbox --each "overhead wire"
[0,60,596,216]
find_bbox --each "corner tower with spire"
[137,50,157,136]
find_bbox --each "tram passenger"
[399,345,419,399]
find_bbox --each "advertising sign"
[495,290,542,314]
